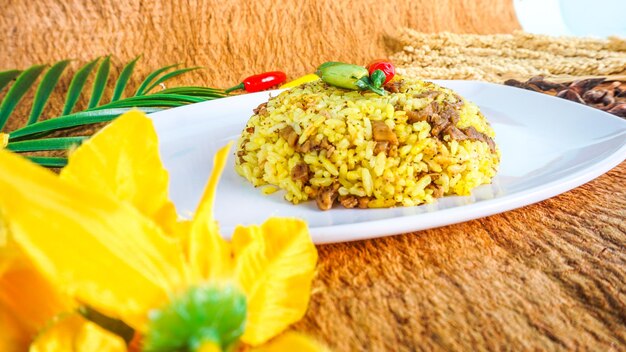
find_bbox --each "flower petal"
[0,133,8,149]
[30,314,126,352]
[0,241,69,344]
[0,149,187,331]
[233,218,317,345]
[188,143,233,282]
[0,305,30,352]
[247,331,329,352]
[60,110,179,235]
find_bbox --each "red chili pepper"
[367,60,395,88]
[225,71,287,93]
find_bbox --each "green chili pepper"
[315,62,386,95]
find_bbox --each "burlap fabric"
[1,1,624,350]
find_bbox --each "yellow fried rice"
[235,78,500,210]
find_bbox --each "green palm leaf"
[1,57,228,167]
[159,87,227,97]
[9,107,164,140]
[0,65,46,131]
[6,136,87,152]
[0,70,21,92]
[27,60,71,125]
[142,67,202,95]
[135,63,179,96]
[88,56,111,108]
[111,56,140,102]
[62,57,100,115]
[96,93,208,109]
[25,156,68,168]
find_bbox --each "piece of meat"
[384,81,403,93]
[316,136,335,157]
[357,197,370,209]
[373,141,389,155]
[441,124,496,153]
[407,103,433,124]
[440,107,460,125]
[443,125,469,141]
[316,184,339,211]
[325,145,336,158]
[406,110,424,124]
[431,101,441,114]
[295,139,312,153]
[320,136,330,149]
[253,102,268,115]
[279,126,298,147]
[450,94,465,108]
[339,195,358,209]
[236,150,246,163]
[429,113,449,136]
[388,144,398,157]
[462,126,484,141]
[413,91,440,99]
[372,121,398,145]
[462,126,497,153]
[290,162,309,183]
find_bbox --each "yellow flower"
[0,111,320,351]
[0,219,125,351]
[0,133,8,149]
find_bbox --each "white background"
[514,0,626,37]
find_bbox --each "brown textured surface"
[2,1,626,351]
[0,0,519,92]
[297,163,626,350]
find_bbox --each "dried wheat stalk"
[391,30,626,82]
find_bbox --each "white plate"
[150,81,626,244]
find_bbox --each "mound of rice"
[235,78,500,210]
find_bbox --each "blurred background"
[514,0,626,37]
[0,0,522,83]
[1,0,624,132]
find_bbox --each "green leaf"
[0,64,46,131]
[88,56,111,108]
[6,136,87,152]
[370,69,385,88]
[25,156,68,168]
[62,57,101,115]
[0,69,21,92]
[92,93,213,110]
[111,56,141,102]
[27,60,71,125]
[101,93,206,106]
[87,56,111,109]
[142,67,202,95]
[96,100,186,109]
[158,87,227,97]
[9,107,163,140]
[135,63,179,96]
